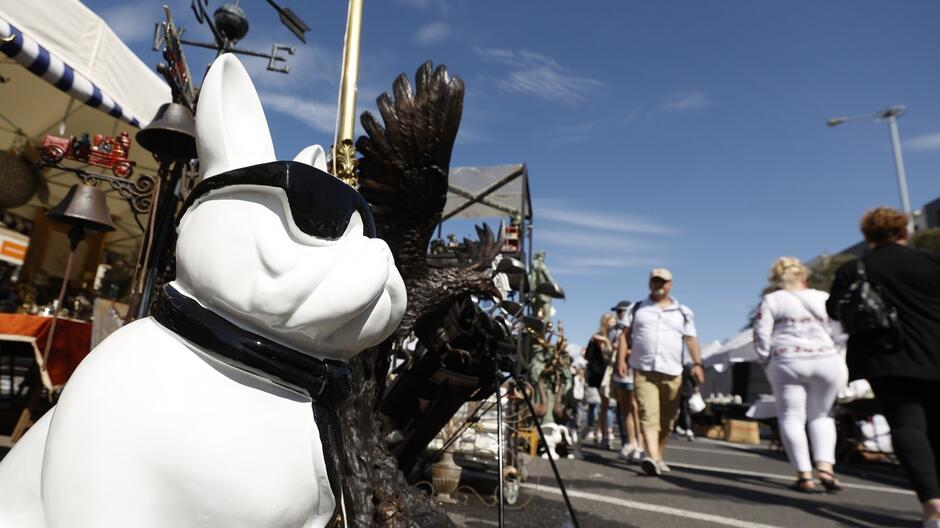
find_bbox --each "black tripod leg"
[513,374,580,528]
[496,365,505,527]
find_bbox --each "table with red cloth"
[0,313,92,390]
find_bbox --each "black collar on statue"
[151,285,352,408]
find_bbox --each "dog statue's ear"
[196,54,276,180]
[293,145,328,172]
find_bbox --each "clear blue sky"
[87,0,940,348]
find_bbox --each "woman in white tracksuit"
[754,257,847,493]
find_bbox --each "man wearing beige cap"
[616,268,704,476]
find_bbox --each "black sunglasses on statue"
[178,161,376,239]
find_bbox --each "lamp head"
[536,281,566,299]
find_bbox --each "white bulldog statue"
[0,54,407,528]
[540,423,575,460]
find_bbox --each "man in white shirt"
[617,268,704,476]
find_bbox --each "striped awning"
[0,19,140,126]
[0,0,170,255]
[0,0,169,130]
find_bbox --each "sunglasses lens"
[179,161,376,239]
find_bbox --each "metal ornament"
[154,1,309,76]
[330,0,363,187]
[39,163,156,218]
[47,183,117,233]
[135,102,197,162]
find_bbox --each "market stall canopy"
[703,331,759,371]
[699,339,722,363]
[443,164,531,221]
[0,0,170,255]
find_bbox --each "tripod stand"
[492,362,580,528]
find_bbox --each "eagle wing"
[356,61,464,281]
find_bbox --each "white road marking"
[665,461,915,496]
[693,438,777,451]
[523,483,784,528]
[667,444,762,458]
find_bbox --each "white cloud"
[102,3,163,45]
[905,133,940,152]
[455,123,489,145]
[623,108,642,123]
[397,0,452,13]
[261,93,336,133]
[537,120,603,144]
[662,92,712,113]
[538,230,650,251]
[536,200,678,235]
[242,41,340,91]
[475,47,604,104]
[550,255,658,276]
[414,22,450,44]
[556,255,651,268]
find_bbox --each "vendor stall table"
[0,314,92,442]
[0,314,92,389]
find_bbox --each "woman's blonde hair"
[769,256,808,290]
[598,312,616,334]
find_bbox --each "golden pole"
[331,0,364,187]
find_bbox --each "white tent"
[698,339,722,365]
[1,0,171,255]
[443,164,531,221]
[703,330,759,371]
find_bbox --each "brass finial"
[331,139,358,188]
[330,0,363,188]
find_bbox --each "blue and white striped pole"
[0,18,142,127]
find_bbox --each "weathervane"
[152,0,309,76]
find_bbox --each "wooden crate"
[722,419,760,445]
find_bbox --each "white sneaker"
[619,445,635,461]
[659,460,671,473]
[629,449,645,464]
[641,456,661,476]
[584,431,596,443]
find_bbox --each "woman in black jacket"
[827,207,940,528]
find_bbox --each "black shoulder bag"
[834,259,898,338]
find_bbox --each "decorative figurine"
[336,61,508,525]
[40,131,136,177]
[0,54,406,528]
[529,250,557,321]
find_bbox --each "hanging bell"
[47,183,116,233]
[135,102,197,161]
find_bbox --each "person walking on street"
[611,301,645,463]
[754,257,846,493]
[827,207,940,527]
[585,313,616,448]
[617,268,704,476]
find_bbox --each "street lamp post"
[827,105,915,234]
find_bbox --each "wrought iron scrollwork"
[36,161,158,222]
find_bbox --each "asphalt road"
[0,436,919,527]
[444,437,921,527]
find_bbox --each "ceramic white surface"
[0,54,406,527]
[196,54,276,179]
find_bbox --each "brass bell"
[135,102,197,161]
[47,183,116,233]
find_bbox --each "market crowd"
[570,206,940,528]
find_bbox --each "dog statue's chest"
[38,318,337,528]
